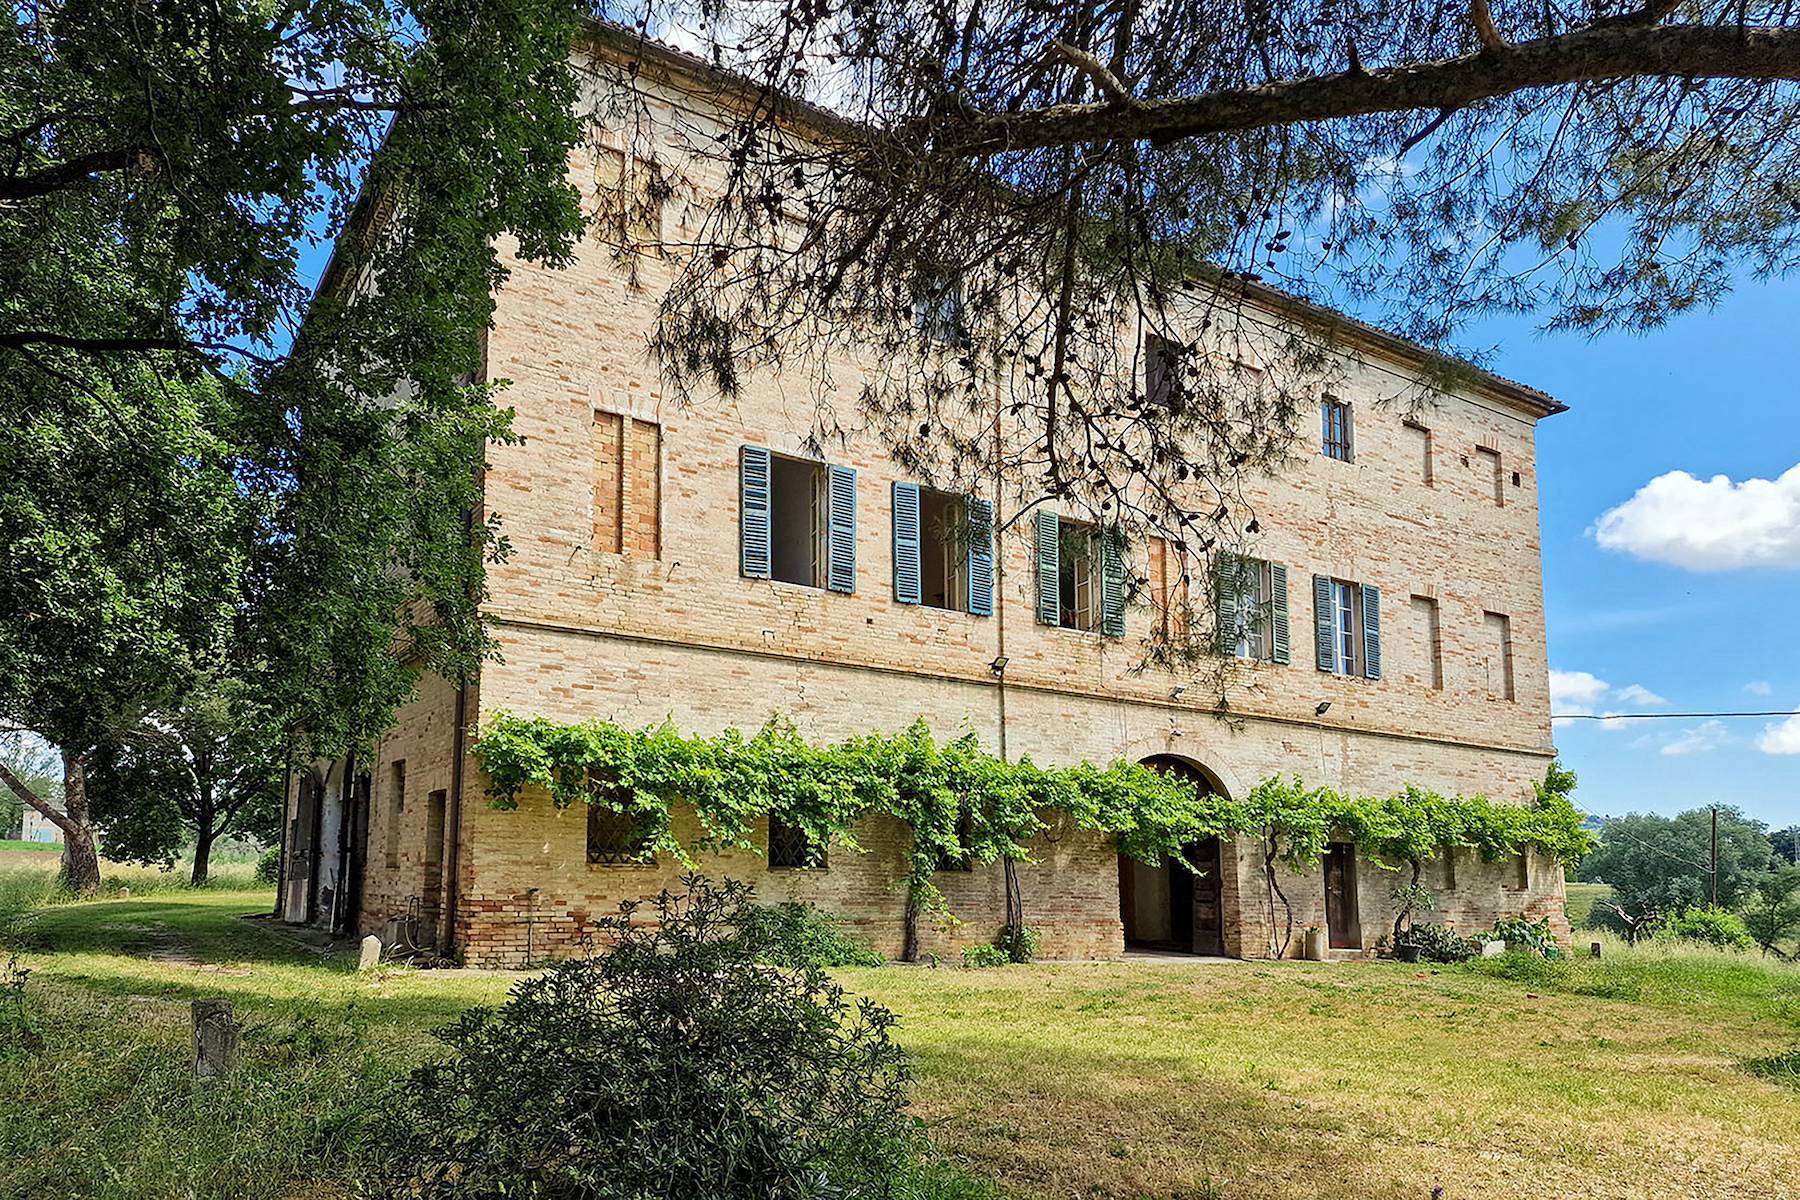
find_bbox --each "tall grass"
[0,860,268,942]
[1465,931,1800,1018]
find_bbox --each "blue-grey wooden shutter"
[1035,510,1060,625]
[1361,583,1382,680]
[826,465,857,593]
[891,482,922,604]
[965,496,994,617]
[1269,563,1291,665]
[1101,529,1126,637]
[1313,573,1334,672]
[740,446,772,578]
[1213,553,1240,655]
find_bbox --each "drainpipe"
[992,370,1023,939]
[439,676,468,959]
[333,748,356,934]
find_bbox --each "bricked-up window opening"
[769,453,827,588]
[1484,611,1515,701]
[592,412,662,558]
[768,814,826,870]
[1441,846,1458,890]
[1321,398,1353,462]
[593,145,664,245]
[586,805,653,866]
[384,761,406,869]
[1057,519,1102,631]
[423,790,447,899]
[1477,445,1504,506]
[1405,420,1434,484]
[1410,595,1444,690]
[1512,851,1530,890]
[913,271,966,344]
[1147,536,1189,643]
[1145,332,1183,410]
[919,488,968,612]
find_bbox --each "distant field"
[1565,880,1613,927]
[0,839,59,854]
[2,886,1796,1200]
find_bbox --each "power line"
[1553,710,1797,721]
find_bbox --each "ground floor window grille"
[587,805,652,866]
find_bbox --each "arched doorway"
[1119,756,1228,956]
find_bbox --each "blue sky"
[1462,280,1799,828]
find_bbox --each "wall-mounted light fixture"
[1315,701,1332,717]
[1171,685,1187,700]
[989,655,1009,675]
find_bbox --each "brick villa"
[278,29,1572,968]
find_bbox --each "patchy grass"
[2,889,1798,1200]
[0,839,60,854]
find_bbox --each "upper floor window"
[892,484,993,615]
[1216,555,1290,664]
[913,272,966,345]
[1322,398,1353,462]
[594,146,664,245]
[593,412,662,559]
[740,446,856,593]
[1477,445,1504,506]
[1313,575,1381,679]
[1145,333,1183,409]
[1034,512,1123,635]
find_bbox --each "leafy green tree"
[0,733,60,841]
[2,0,592,889]
[1577,807,1775,938]
[88,672,286,886]
[1740,866,1800,961]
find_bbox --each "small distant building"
[20,806,62,844]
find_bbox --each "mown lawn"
[2,887,1797,1200]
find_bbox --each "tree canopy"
[1576,806,1777,928]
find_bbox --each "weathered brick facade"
[283,34,1571,966]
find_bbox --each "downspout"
[438,336,486,961]
[333,749,356,933]
[993,364,1023,940]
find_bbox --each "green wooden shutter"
[892,482,922,604]
[1213,552,1240,656]
[1101,529,1126,637]
[1361,583,1382,680]
[1269,563,1291,665]
[1313,573,1334,672]
[826,465,857,593]
[1035,510,1060,625]
[965,497,994,617]
[740,446,772,578]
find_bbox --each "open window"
[913,271,966,345]
[1034,511,1123,635]
[1216,555,1289,663]
[741,447,857,592]
[918,489,969,611]
[1313,575,1381,679]
[1058,519,1102,632]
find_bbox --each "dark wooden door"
[1324,843,1361,949]
[1190,837,1225,956]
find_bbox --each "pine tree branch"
[920,24,1800,155]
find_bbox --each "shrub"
[996,922,1041,964]
[1491,914,1560,958]
[379,875,919,1199]
[1397,923,1479,963]
[253,846,282,885]
[738,899,884,968]
[961,944,1010,969]
[1665,905,1754,951]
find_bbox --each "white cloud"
[1757,714,1800,755]
[1612,684,1668,708]
[1662,720,1728,756]
[1549,670,1609,716]
[1593,463,1800,570]
[1550,670,1667,726]
[1745,680,1774,697]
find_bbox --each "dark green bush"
[1397,923,1479,963]
[379,875,919,1199]
[996,923,1041,964]
[738,899,884,968]
[961,944,1010,969]
[1491,914,1561,958]
[253,846,281,885]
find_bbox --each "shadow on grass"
[10,895,321,968]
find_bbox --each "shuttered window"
[893,485,991,616]
[1215,555,1290,664]
[742,447,855,592]
[1036,512,1123,635]
[892,482,923,604]
[1313,574,1381,679]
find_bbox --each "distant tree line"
[1575,808,1800,958]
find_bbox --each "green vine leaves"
[471,714,1593,918]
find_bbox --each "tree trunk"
[191,825,215,887]
[58,752,101,894]
[1392,857,1423,945]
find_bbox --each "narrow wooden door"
[1324,843,1361,949]
[1190,837,1225,956]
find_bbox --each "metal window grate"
[587,806,651,866]
[768,814,825,870]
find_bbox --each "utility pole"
[1709,805,1719,907]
